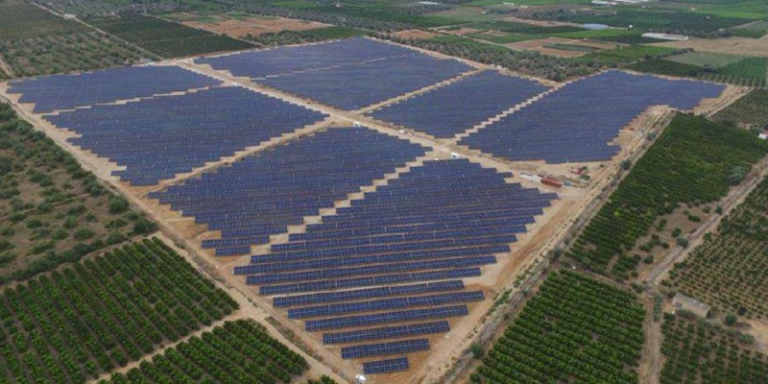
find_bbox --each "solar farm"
[0,36,738,383]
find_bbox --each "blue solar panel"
[368,70,550,138]
[273,281,465,308]
[258,54,473,110]
[152,126,427,256]
[305,305,469,332]
[289,291,484,319]
[195,37,416,79]
[341,339,429,359]
[364,357,410,374]
[324,322,450,345]
[46,86,328,186]
[460,70,726,163]
[7,66,221,113]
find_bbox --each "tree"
[725,313,737,326]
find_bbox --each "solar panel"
[341,339,429,359]
[305,305,469,332]
[369,70,550,138]
[363,357,410,374]
[8,65,221,113]
[273,281,465,308]
[460,70,726,163]
[323,321,450,344]
[290,291,484,319]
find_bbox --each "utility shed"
[672,293,711,318]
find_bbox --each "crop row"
[714,89,768,128]
[0,238,238,384]
[88,13,253,59]
[666,176,768,318]
[99,319,307,384]
[567,113,767,279]
[470,270,646,384]
[660,312,768,384]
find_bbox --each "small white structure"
[353,121,362,127]
[63,14,77,20]
[355,374,367,384]
[759,132,767,140]
[642,33,689,41]
[450,152,461,160]
[592,1,618,5]
[672,293,711,318]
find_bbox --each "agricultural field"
[567,114,767,279]
[660,311,768,384]
[713,89,768,128]
[578,45,679,66]
[87,13,254,58]
[101,319,307,384]
[470,270,646,384]
[626,59,703,77]
[0,102,157,284]
[666,177,768,319]
[246,26,367,47]
[0,3,146,77]
[666,51,746,68]
[0,238,239,383]
[699,57,768,88]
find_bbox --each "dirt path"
[639,296,663,384]
[643,157,768,285]
[0,53,14,78]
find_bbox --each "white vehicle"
[355,374,367,384]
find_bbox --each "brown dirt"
[507,36,578,50]
[445,28,484,36]
[531,46,589,57]
[393,30,438,40]
[648,36,768,57]
[183,16,329,38]
[501,16,584,28]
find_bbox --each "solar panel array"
[364,357,410,374]
[233,159,557,370]
[150,127,427,256]
[460,70,726,163]
[258,53,474,111]
[342,339,429,359]
[46,86,328,186]
[195,37,415,79]
[7,66,220,113]
[368,70,550,138]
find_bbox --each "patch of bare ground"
[183,16,329,38]
[648,36,768,57]
[393,29,439,40]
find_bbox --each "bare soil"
[648,36,768,57]
[182,15,329,38]
[393,29,439,40]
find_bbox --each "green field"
[666,176,768,319]
[626,58,702,77]
[666,51,745,68]
[471,270,646,384]
[0,238,239,383]
[579,45,678,66]
[101,319,307,384]
[714,89,768,127]
[0,103,157,284]
[247,26,367,47]
[567,114,767,278]
[701,57,768,88]
[88,13,253,58]
[0,3,146,77]
[660,312,768,384]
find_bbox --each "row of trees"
[470,270,646,384]
[0,238,238,384]
[567,113,767,279]
[661,312,768,384]
[99,319,307,384]
[667,177,768,319]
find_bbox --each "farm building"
[672,293,711,318]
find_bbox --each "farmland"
[101,319,307,384]
[0,102,156,283]
[470,270,646,384]
[666,177,768,319]
[713,89,768,128]
[567,114,766,279]
[0,238,238,383]
[660,312,768,384]
[0,3,146,77]
[88,13,253,58]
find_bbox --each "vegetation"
[0,238,239,383]
[246,26,367,47]
[0,3,146,77]
[306,376,338,384]
[699,57,768,88]
[390,35,597,81]
[666,177,768,319]
[470,270,645,384]
[0,103,159,283]
[628,54,768,88]
[98,319,306,384]
[88,13,253,58]
[578,45,679,66]
[626,58,702,77]
[714,89,768,128]
[660,311,768,384]
[567,114,767,279]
